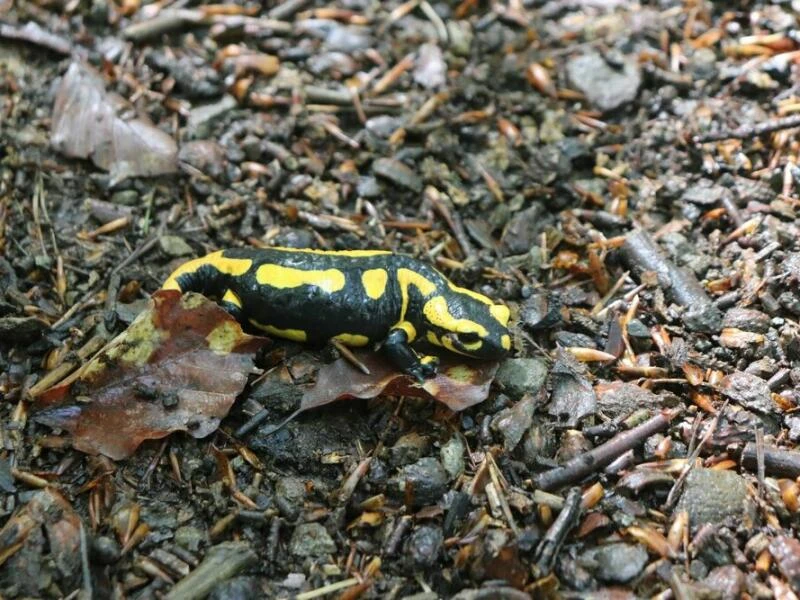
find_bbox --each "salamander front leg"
[384,328,438,382]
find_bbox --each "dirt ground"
[3,0,800,598]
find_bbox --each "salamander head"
[420,283,512,360]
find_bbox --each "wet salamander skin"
[162,247,511,380]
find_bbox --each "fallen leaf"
[32,291,268,460]
[51,61,179,184]
[302,351,500,413]
[0,488,82,596]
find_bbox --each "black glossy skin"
[164,248,511,380]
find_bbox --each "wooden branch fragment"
[740,443,800,479]
[533,487,582,576]
[532,410,675,491]
[694,113,800,143]
[620,230,721,332]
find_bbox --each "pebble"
[440,435,465,480]
[406,526,443,567]
[414,43,446,89]
[596,382,663,419]
[565,50,641,112]
[494,358,548,401]
[274,477,306,521]
[208,577,263,600]
[159,235,194,258]
[178,140,227,180]
[583,543,648,583]
[719,371,774,413]
[372,158,423,193]
[174,525,208,552]
[111,189,139,205]
[676,468,750,526]
[389,457,448,507]
[702,565,745,600]
[91,535,121,565]
[386,432,431,467]
[722,307,771,333]
[491,394,537,452]
[289,522,336,557]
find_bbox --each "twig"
[533,487,582,576]
[694,113,800,143]
[620,229,721,332]
[79,522,93,600]
[532,410,675,491]
[740,443,800,479]
[663,402,727,511]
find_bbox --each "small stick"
[330,339,370,375]
[740,443,800,479]
[532,410,675,491]
[533,487,582,576]
[694,113,800,143]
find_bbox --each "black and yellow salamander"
[162,247,511,381]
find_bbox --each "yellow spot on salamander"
[333,333,370,346]
[249,319,308,342]
[501,334,511,350]
[447,281,494,306]
[221,289,242,308]
[490,304,510,326]
[162,251,253,291]
[270,247,391,257]
[459,338,483,352]
[397,268,437,321]
[361,269,388,300]
[426,331,441,346]
[394,321,417,342]
[422,296,488,338]
[256,264,345,293]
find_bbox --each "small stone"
[372,158,423,193]
[91,535,120,565]
[492,394,537,452]
[406,525,443,567]
[414,43,446,89]
[440,435,465,480]
[677,468,750,526]
[719,371,773,413]
[722,307,771,333]
[596,383,663,419]
[0,458,14,493]
[275,477,306,521]
[178,140,227,180]
[495,358,548,401]
[565,51,641,112]
[174,525,208,552]
[689,47,718,80]
[208,576,262,600]
[389,457,448,507]
[289,522,336,557]
[681,179,726,206]
[584,543,648,583]
[702,565,745,600]
[159,235,194,258]
[387,432,431,467]
[0,316,48,343]
[111,189,139,205]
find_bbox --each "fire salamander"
[162,248,512,381]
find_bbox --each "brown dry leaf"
[51,62,178,184]
[32,290,268,460]
[0,488,82,595]
[302,351,500,413]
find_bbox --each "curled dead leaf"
[32,291,268,460]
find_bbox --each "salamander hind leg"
[383,328,439,382]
